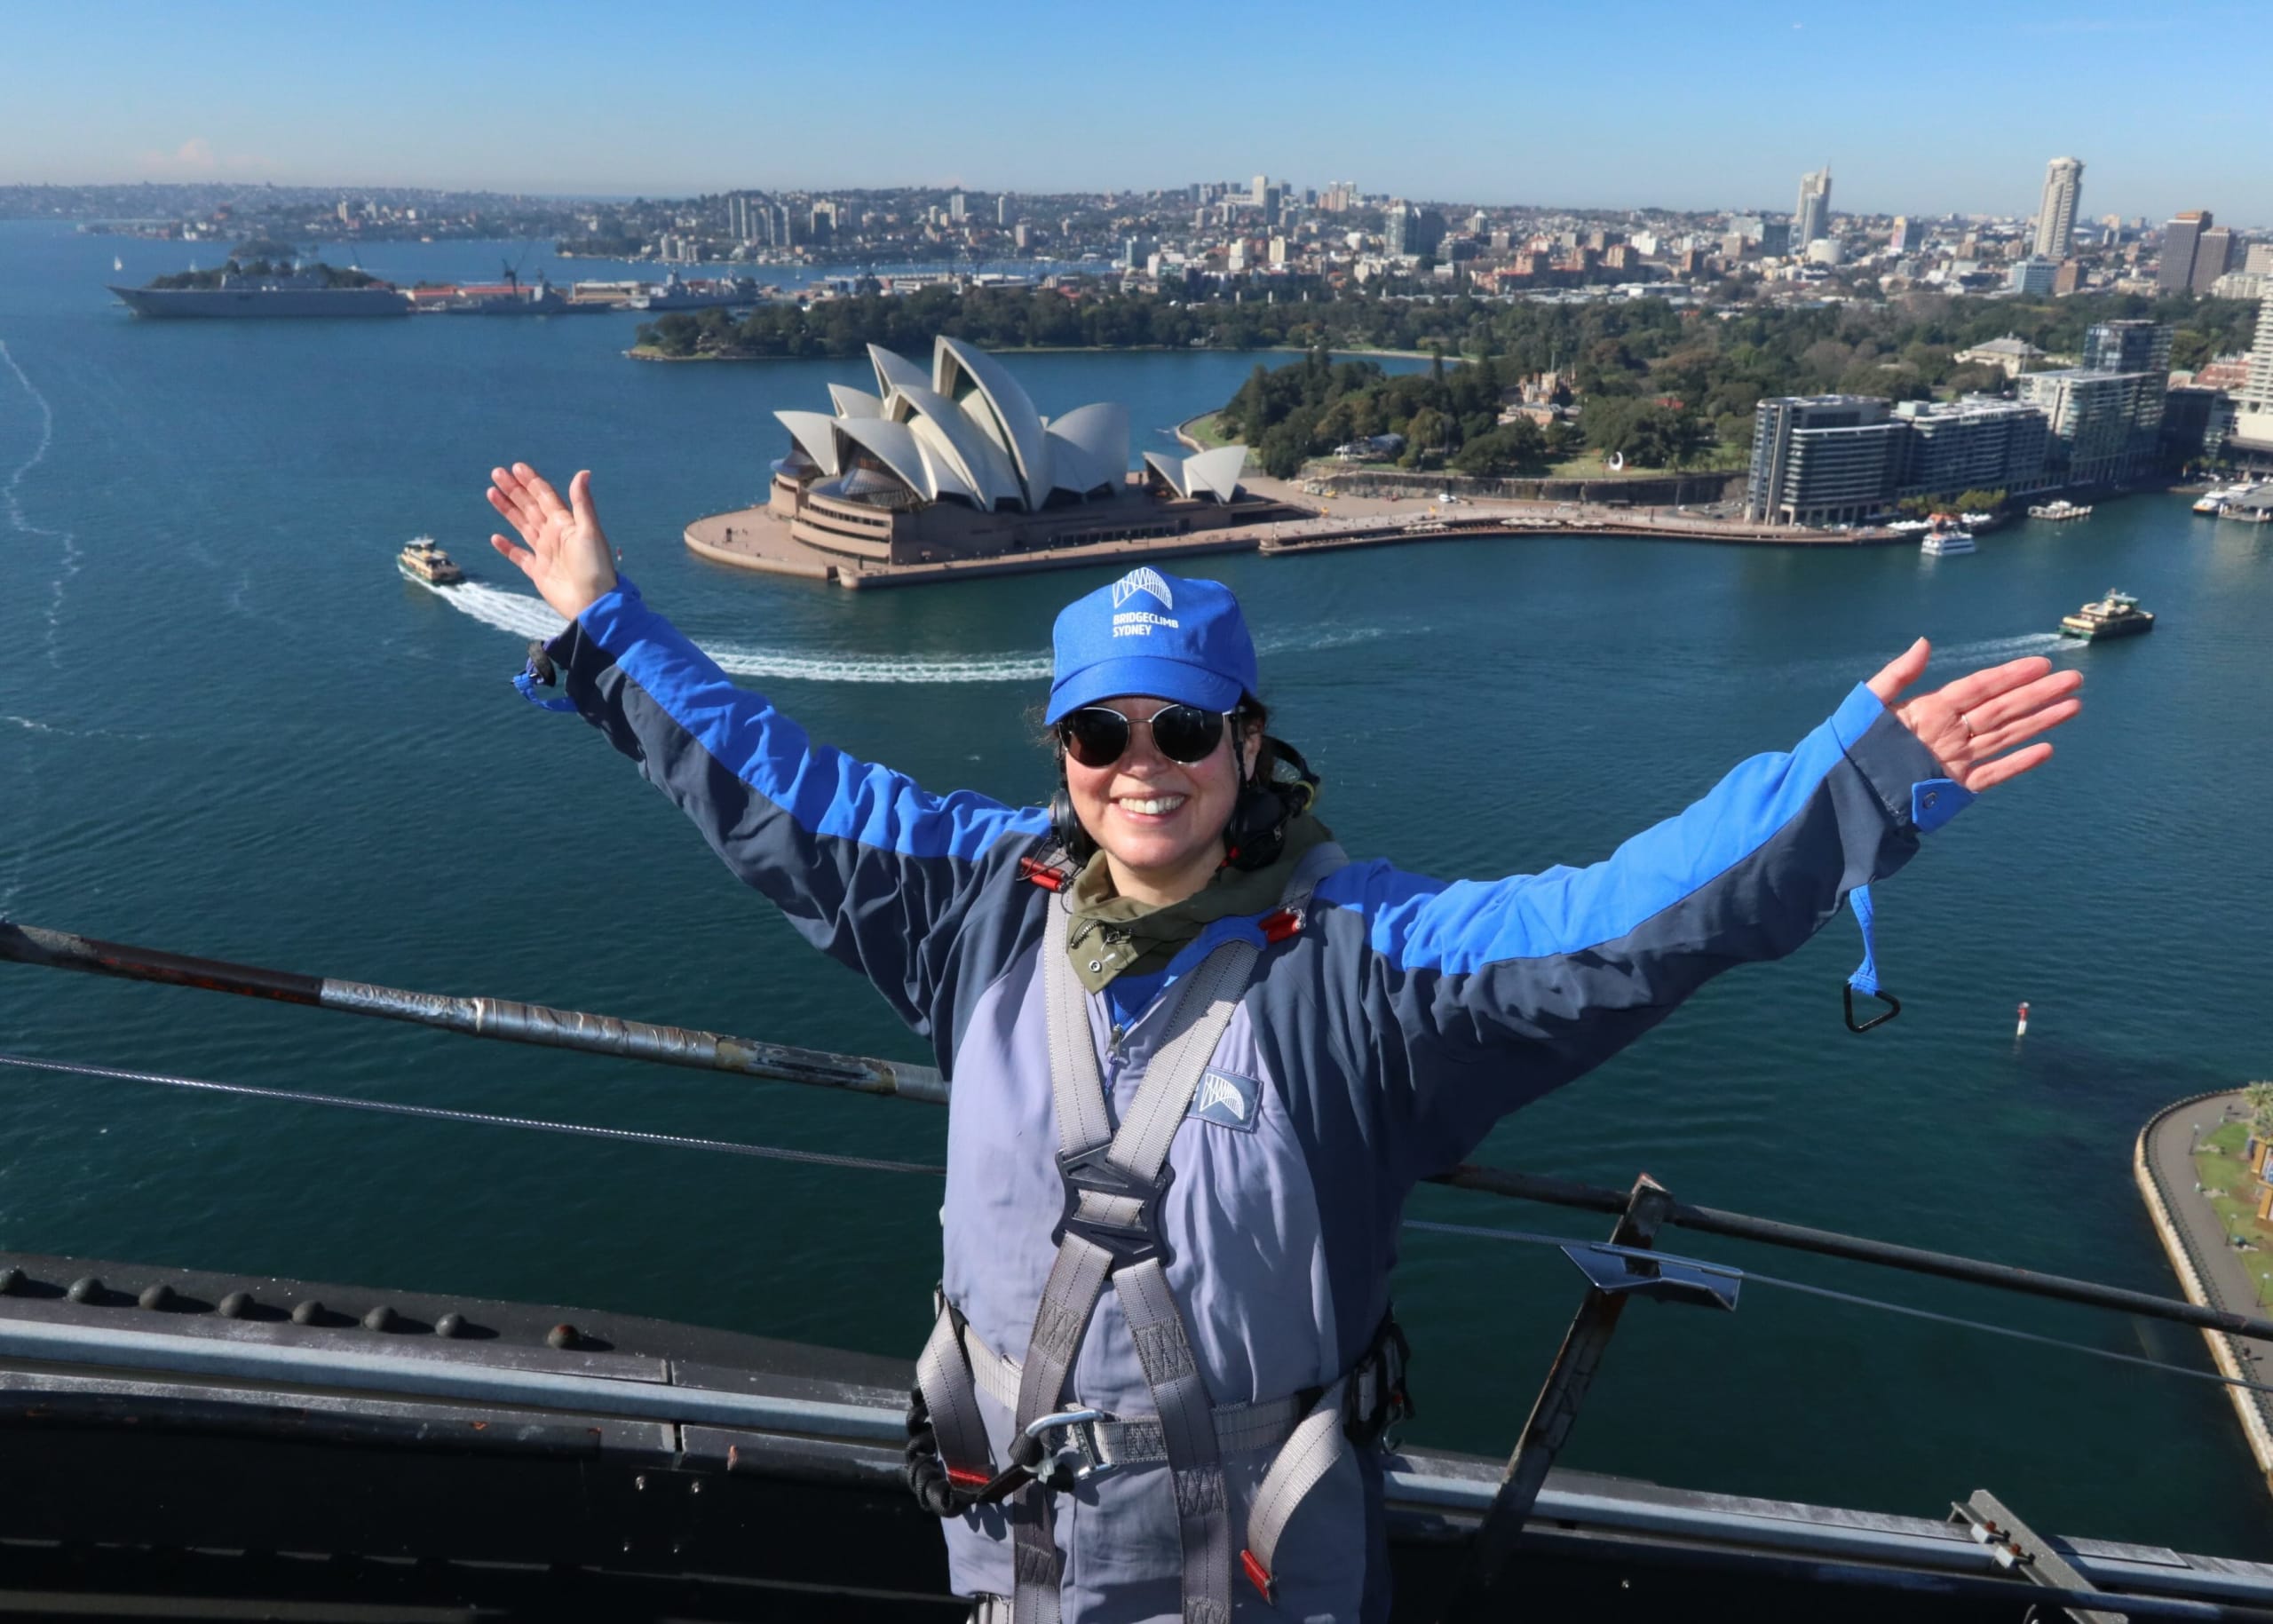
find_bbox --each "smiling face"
[1064,695,1257,908]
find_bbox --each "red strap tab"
[1259,908,1303,944]
[946,1465,992,1488]
[1240,1549,1277,1603]
[1018,856,1066,892]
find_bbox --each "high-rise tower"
[2034,157,2084,260]
[2159,210,2212,294]
[2233,292,2273,453]
[1794,165,1833,247]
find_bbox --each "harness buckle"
[1023,1407,1113,1490]
[1344,1311,1415,1450]
[1053,1144,1175,1270]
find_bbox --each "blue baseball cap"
[1045,567,1257,724]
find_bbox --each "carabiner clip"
[1842,984,1901,1034]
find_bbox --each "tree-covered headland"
[1216,289,2255,479]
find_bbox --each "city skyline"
[1,1,2266,225]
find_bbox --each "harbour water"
[4,220,2272,1555]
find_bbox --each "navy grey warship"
[109,264,409,319]
[630,270,762,311]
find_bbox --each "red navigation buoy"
[2016,1002,2031,1038]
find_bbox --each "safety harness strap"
[1240,1379,1350,1604]
[1010,845,1346,1623]
[917,1295,996,1490]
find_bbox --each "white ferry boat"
[2192,486,2245,515]
[1919,515,1975,556]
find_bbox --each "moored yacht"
[1920,514,1975,556]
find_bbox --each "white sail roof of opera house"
[772,337,1247,512]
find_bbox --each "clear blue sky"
[5,1,2262,224]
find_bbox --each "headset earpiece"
[1048,758,1095,863]
[1221,737,1319,871]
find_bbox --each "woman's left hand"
[1866,638,2083,792]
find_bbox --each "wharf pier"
[684,491,1899,590]
[2135,1090,2273,1497]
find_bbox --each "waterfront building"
[2034,157,2085,261]
[1794,166,1833,247]
[759,338,1270,574]
[2191,226,2238,297]
[2160,210,2212,294]
[2161,384,2237,466]
[1891,397,2052,498]
[2230,291,2273,458]
[1744,395,1902,525]
[2016,367,2164,486]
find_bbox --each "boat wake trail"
[0,341,78,671]
[1936,631,2070,664]
[416,578,1384,685]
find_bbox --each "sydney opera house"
[725,337,1279,582]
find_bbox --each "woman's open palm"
[1867,638,2083,793]
[487,463,618,622]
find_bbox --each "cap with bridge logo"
[1045,567,1258,725]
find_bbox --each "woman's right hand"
[487,463,619,622]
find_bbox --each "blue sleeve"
[538,577,1052,1038]
[1313,684,1960,1182]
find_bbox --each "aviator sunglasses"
[1057,703,1235,768]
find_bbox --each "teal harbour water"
[3,221,2271,1555]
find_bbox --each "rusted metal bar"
[1442,1174,1677,1617]
[0,922,946,1104]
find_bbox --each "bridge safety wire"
[0,1050,946,1177]
[5,1044,2270,1411]
[1402,1218,2273,1406]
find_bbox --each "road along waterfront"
[2140,1092,2273,1497]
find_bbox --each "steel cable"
[1405,1218,2273,1402]
[0,1050,945,1176]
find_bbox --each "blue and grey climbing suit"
[528,576,1968,1623]
[917,848,1374,1624]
